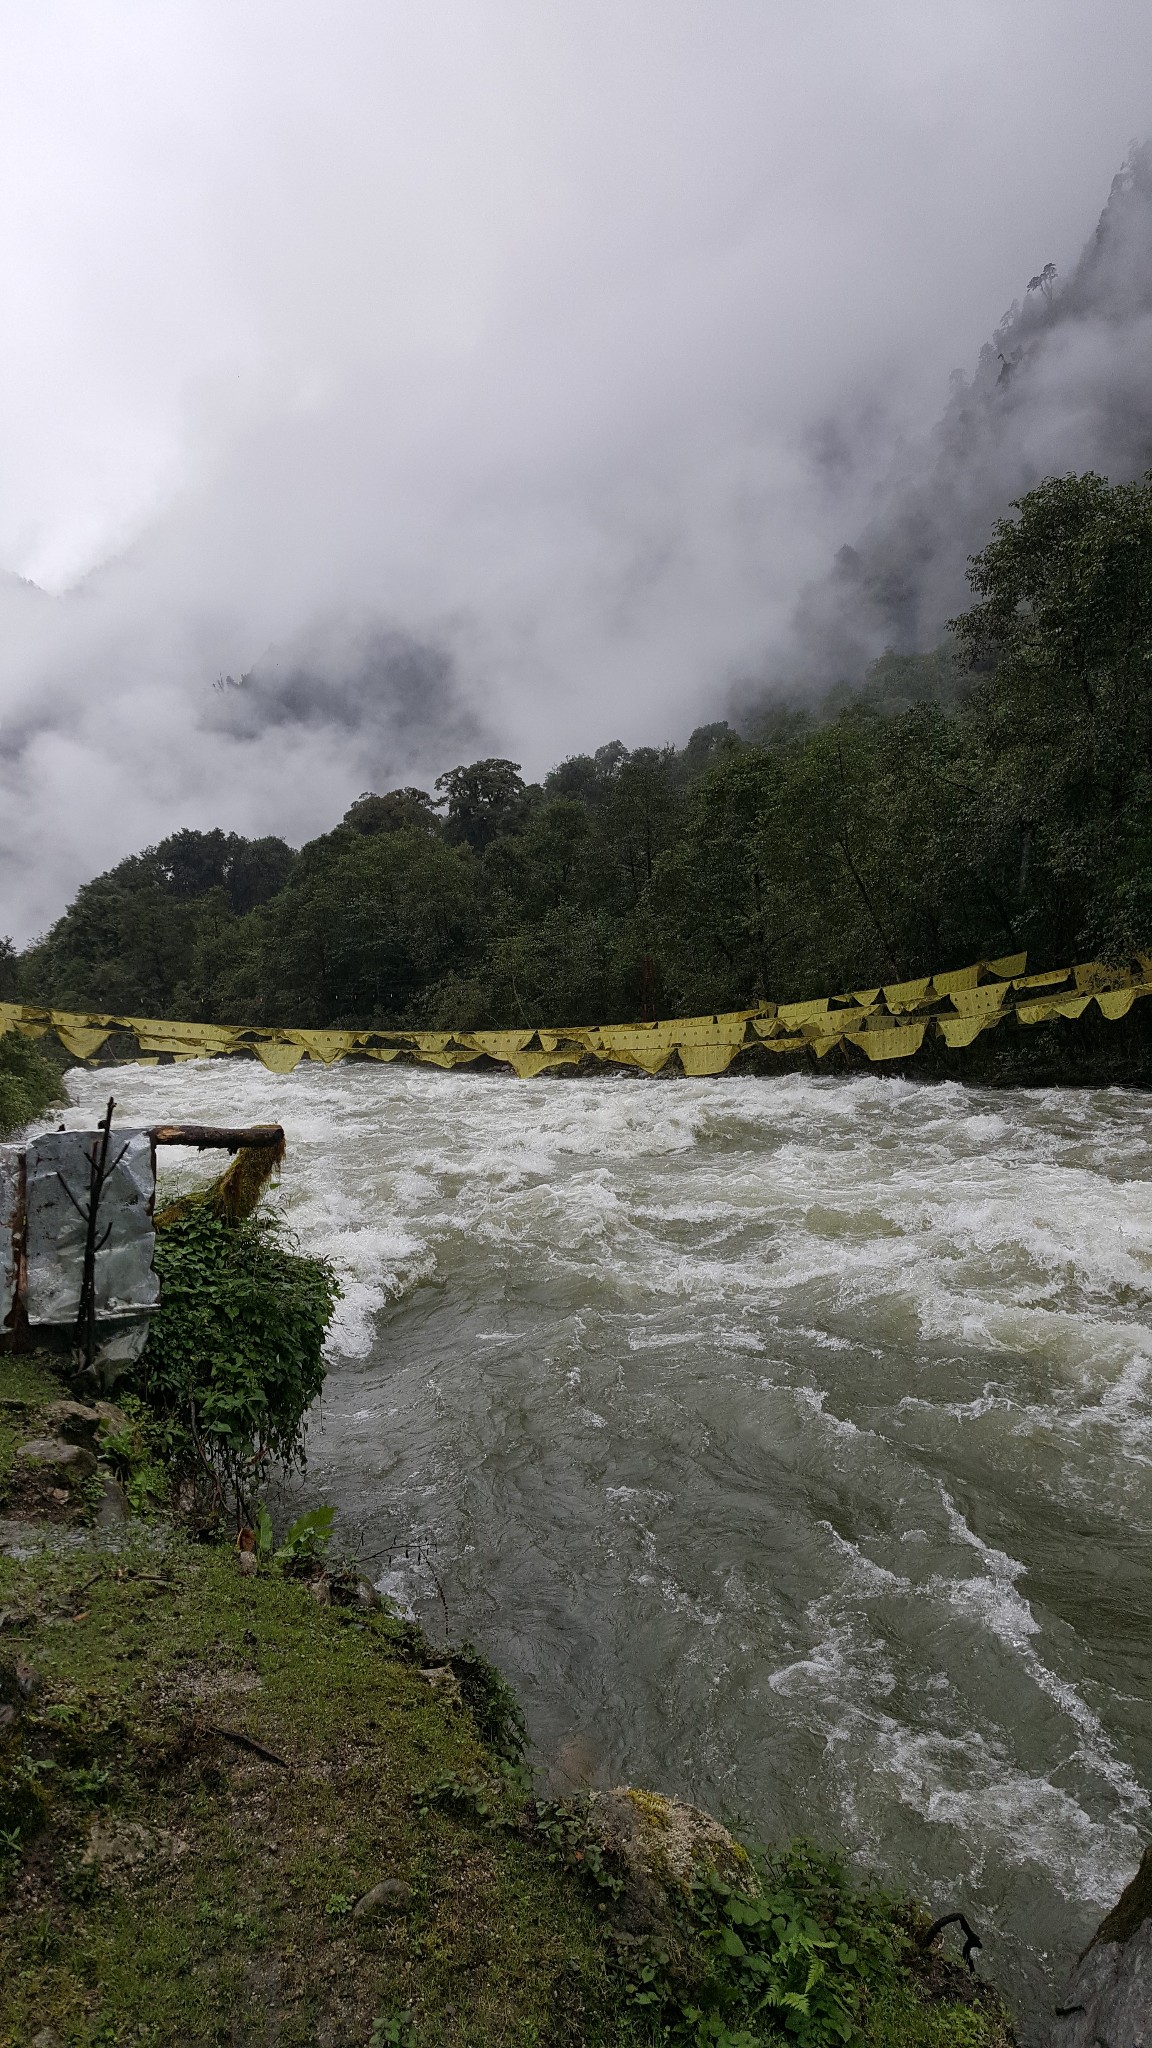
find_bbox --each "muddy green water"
[61,1063,1152,2036]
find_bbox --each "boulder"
[580,1786,754,1936]
[15,1438,97,1480]
[1050,1846,1152,2047]
[44,1400,104,1447]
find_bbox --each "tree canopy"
[16,473,1152,1033]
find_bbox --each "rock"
[1,1657,42,1710]
[309,1574,331,1604]
[16,1438,97,1480]
[83,1819,159,1869]
[1050,1846,1152,2046]
[95,1473,130,1526]
[236,1549,259,1577]
[581,1786,755,1936]
[93,1400,131,1436]
[352,1878,412,1921]
[32,2029,61,2047]
[44,1400,104,1447]
[354,1577,382,1610]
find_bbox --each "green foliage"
[371,2013,418,2048]
[0,1028,64,1138]
[97,1393,171,1516]
[663,1845,899,2047]
[446,1641,528,1763]
[273,1503,337,1570]
[138,1202,339,1502]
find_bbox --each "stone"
[236,1549,259,1576]
[44,1400,104,1447]
[32,2029,61,2048]
[93,1400,131,1436]
[351,1878,412,1921]
[581,1786,755,1936]
[15,1438,97,1480]
[1049,1846,1152,2046]
[95,1473,130,1526]
[309,1574,331,1604]
[1,1658,42,1709]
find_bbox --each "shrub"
[137,1201,339,1508]
[0,1029,64,1138]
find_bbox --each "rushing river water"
[59,1061,1152,2034]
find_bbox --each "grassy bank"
[2,1365,1015,2046]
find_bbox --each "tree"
[342,788,440,837]
[950,470,1152,954]
[434,759,526,852]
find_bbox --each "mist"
[2,2,1151,942]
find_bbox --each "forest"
[11,471,1152,1034]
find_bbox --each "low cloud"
[1,4,1151,940]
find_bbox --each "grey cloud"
[787,144,1152,684]
[2,4,1152,941]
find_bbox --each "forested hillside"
[15,471,1152,1032]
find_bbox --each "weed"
[371,2013,417,2048]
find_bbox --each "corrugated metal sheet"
[24,1129,158,1333]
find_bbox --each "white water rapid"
[56,1063,1152,2035]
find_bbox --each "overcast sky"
[2,1,1151,940]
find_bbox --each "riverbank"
[0,1348,1018,2047]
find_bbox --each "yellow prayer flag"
[1095,989,1137,1021]
[846,1022,927,1061]
[937,1014,995,1049]
[1015,994,1091,1025]
[881,977,931,1009]
[676,1038,745,1076]
[810,1032,845,1059]
[593,1027,677,1073]
[251,1041,306,1073]
[776,998,830,1025]
[1011,970,1070,991]
[291,1031,359,1063]
[463,1030,537,1058]
[53,1022,113,1061]
[947,984,1009,1018]
[930,965,981,996]
[504,1048,583,1078]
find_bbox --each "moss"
[0,1535,637,2048]
[0,1354,69,1507]
[865,1983,1014,2046]
[0,1346,1016,2048]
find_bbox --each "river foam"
[53,1062,1152,2034]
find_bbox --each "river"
[59,1061,1152,2035]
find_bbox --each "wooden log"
[149,1124,285,1152]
